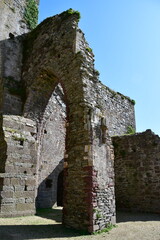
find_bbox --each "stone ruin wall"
[20,13,118,231]
[0,0,39,216]
[0,5,136,232]
[113,130,160,213]
[0,0,158,234]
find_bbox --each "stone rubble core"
[0,1,159,234]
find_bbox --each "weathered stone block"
[16,203,34,212]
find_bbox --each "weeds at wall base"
[93,224,117,235]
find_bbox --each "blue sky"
[39,0,160,136]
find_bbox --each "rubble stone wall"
[97,84,136,136]
[113,130,160,213]
[91,113,116,231]
[0,115,37,217]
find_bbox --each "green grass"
[93,223,117,235]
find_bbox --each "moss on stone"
[3,127,17,134]
[59,8,81,22]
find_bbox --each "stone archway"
[21,10,116,233]
[0,9,116,233]
[22,11,96,232]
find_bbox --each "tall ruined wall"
[20,11,117,232]
[73,25,117,232]
[76,30,135,138]
[113,130,160,213]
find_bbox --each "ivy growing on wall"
[24,0,39,30]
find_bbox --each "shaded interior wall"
[0,0,39,114]
[0,115,7,211]
[0,115,37,217]
[36,84,66,208]
[113,130,160,213]
[2,36,24,115]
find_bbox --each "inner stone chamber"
[36,84,66,208]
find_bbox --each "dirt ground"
[0,207,160,240]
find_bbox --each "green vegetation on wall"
[126,126,136,135]
[60,8,81,22]
[24,0,39,30]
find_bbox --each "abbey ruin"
[0,0,159,233]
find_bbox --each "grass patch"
[93,223,117,235]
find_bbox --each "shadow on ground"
[0,208,89,240]
[36,207,63,222]
[117,211,160,223]
[0,209,160,240]
[0,224,87,240]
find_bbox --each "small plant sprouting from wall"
[24,0,39,30]
[93,223,117,235]
[93,208,102,219]
[94,69,100,76]
[12,134,26,142]
[66,8,81,20]
[131,99,136,105]
[126,126,136,135]
[60,8,81,22]
[86,47,92,53]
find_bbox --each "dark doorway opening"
[57,170,63,207]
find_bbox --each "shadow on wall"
[36,160,64,209]
[1,36,26,116]
[0,114,7,208]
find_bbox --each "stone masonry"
[0,0,159,234]
[113,130,160,213]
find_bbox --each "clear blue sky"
[39,0,160,136]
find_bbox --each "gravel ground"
[0,208,160,240]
